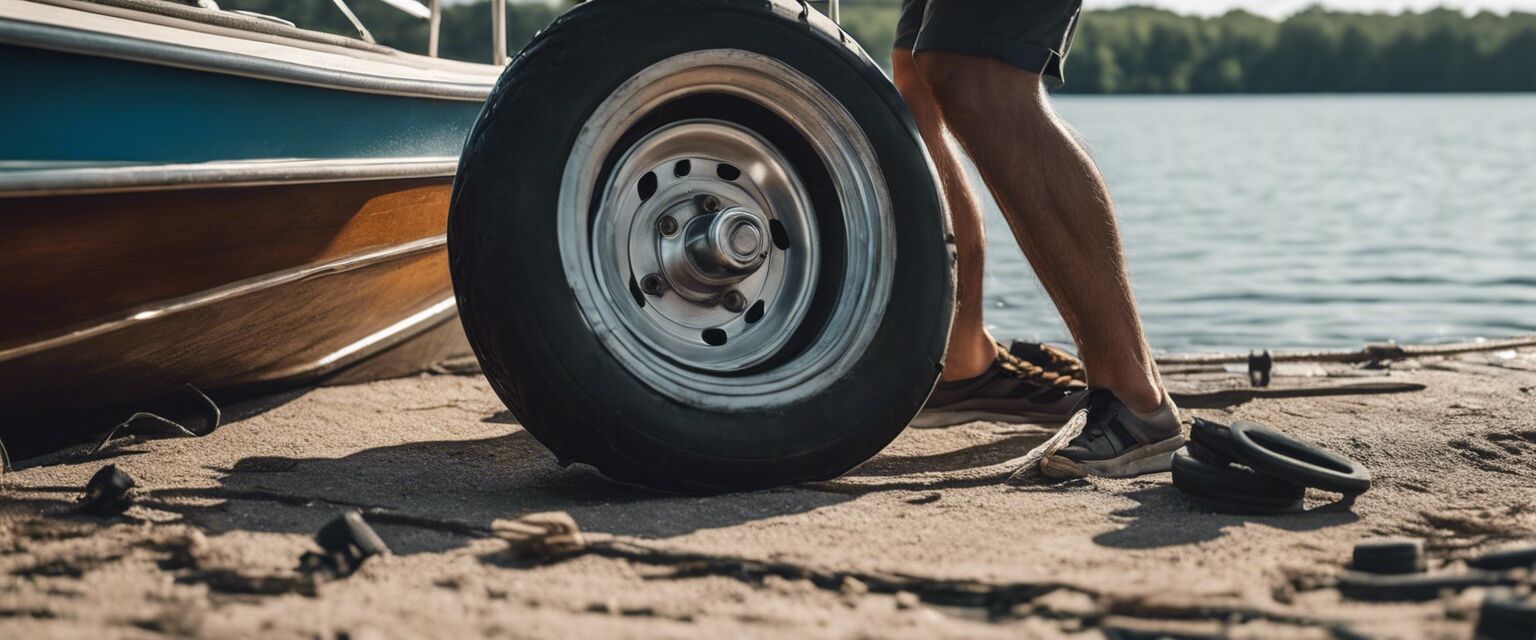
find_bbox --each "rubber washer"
[1170,452,1303,514]
[1229,421,1371,495]
[1350,537,1425,574]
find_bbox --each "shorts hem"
[912,29,1066,82]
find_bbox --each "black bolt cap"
[78,464,136,515]
[1350,537,1425,574]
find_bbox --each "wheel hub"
[660,204,770,304]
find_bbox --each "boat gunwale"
[0,156,459,197]
[0,0,498,102]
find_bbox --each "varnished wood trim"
[272,295,459,379]
[0,235,446,363]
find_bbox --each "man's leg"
[891,49,993,381]
[913,51,1164,414]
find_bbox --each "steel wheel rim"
[557,49,894,410]
[595,120,818,371]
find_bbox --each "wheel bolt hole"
[640,273,666,296]
[716,163,741,181]
[638,172,657,201]
[673,159,691,177]
[628,276,646,307]
[769,219,790,250]
[744,300,765,324]
[702,328,727,346]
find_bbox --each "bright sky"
[1083,0,1536,17]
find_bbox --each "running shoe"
[914,344,1085,428]
[1050,388,1186,477]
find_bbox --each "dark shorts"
[894,0,1083,84]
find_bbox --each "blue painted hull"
[0,43,486,163]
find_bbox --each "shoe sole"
[910,409,1072,429]
[1069,434,1188,478]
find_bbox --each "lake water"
[976,95,1536,353]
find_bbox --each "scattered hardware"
[1349,538,1426,575]
[299,511,390,577]
[1172,418,1370,512]
[77,464,135,515]
[492,511,586,561]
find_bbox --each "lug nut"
[721,290,747,312]
[656,216,678,236]
[640,273,666,296]
[700,195,722,213]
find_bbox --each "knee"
[912,51,971,101]
[914,51,1047,121]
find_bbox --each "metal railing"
[325,0,507,64]
[338,0,837,66]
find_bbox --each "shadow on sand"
[166,417,855,553]
[137,403,1358,555]
[1092,485,1360,549]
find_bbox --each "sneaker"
[1005,340,1086,381]
[1051,388,1187,477]
[914,344,1085,428]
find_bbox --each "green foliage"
[1055,6,1536,93]
[218,0,1536,92]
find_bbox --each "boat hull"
[0,176,465,423]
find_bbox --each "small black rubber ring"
[1229,421,1372,495]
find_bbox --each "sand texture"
[3,347,1535,638]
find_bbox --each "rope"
[1154,334,1536,366]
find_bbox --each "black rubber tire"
[1170,452,1304,514]
[448,0,953,492]
[1229,421,1372,495]
[1188,417,1240,466]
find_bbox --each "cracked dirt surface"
[2,348,1534,638]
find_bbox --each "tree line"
[1059,6,1536,93]
[218,0,1536,93]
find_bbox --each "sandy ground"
[3,347,1535,638]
